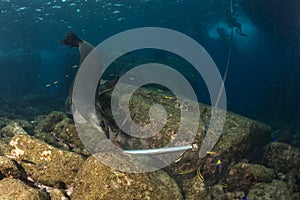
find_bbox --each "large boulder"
[71,156,183,200]
[0,122,28,137]
[7,134,84,187]
[34,111,68,133]
[263,142,300,173]
[225,163,274,192]
[247,179,300,200]
[33,112,85,154]
[182,176,207,200]
[0,156,22,179]
[99,86,272,186]
[0,178,49,200]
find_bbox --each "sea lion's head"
[60,31,83,48]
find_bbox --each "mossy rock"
[0,118,8,130]
[247,179,298,200]
[263,142,300,173]
[12,119,34,134]
[182,176,207,200]
[98,85,272,189]
[0,138,10,156]
[0,156,22,179]
[0,178,49,200]
[71,156,183,200]
[226,163,274,192]
[0,122,28,137]
[34,111,67,133]
[7,134,84,187]
[53,118,84,149]
[48,188,69,200]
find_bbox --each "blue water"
[0,0,299,131]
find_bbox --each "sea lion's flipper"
[60,31,83,48]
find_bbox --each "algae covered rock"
[0,178,49,200]
[226,163,274,192]
[0,139,10,156]
[0,122,28,137]
[0,118,7,130]
[207,186,245,200]
[182,176,207,200]
[71,156,183,200]
[247,179,298,200]
[35,111,67,132]
[33,112,85,153]
[48,188,69,200]
[164,110,271,187]
[53,117,84,149]
[7,134,84,187]
[0,156,22,179]
[98,85,272,191]
[263,142,300,173]
[12,119,34,134]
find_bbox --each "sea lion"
[60,31,122,97]
[60,32,98,114]
[60,32,119,139]
[60,31,95,65]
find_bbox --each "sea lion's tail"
[60,31,83,48]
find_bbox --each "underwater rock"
[48,188,69,200]
[33,112,85,154]
[0,156,22,179]
[182,176,207,200]
[207,186,245,200]
[53,117,85,150]
[285,169,300,195]
[0,118,8,130]
[7,134,84,187]
[0,139,10,156]
[207,183,225,199]
[263,142,300,173]
[34,111,67,133]
[247,179,299,200]
[12,119,34,134]
[0,178,49,200]
[71,156,183,200]
[0,122,28,137]
[226,163,274,192]
[98,85,271,187]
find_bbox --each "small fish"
[117,17,126,21]
[53,81,59,84]
[114,3,123,7]
[174,156,182,163]
[216,159,222,176]
[197,166,204,182]
[179,168,195,175]
[45,84,51,87]
[164,96,174,100]
[206,151,219,155]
